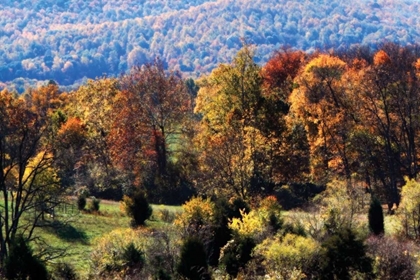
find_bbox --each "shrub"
[219,236,256,277]
[88,197,100,212]
[77,195,86,211]
[52,262,78,280]
[90,228,147,278]
[229,200,283,240]
[368,196,384,235]
[398,178,420,239]
[145,228,179,280]
[122,242,145,269]
[174,197,214,232]
[315,180,366,235]
[254,233,318,279]
[177,237,210,280]
[313,228,374,279]
[4,236,48,280]
[123,190,153,227]
[366,236,416,280]
[229,197,250,218]
[157,209,176,223]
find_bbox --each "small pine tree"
[124,190,153,226]
[4,236,48,280]
[89,197,101,212]
[77,195,86,211]
[177,237,210,280]
[368,196,384,235]
[316,228,374,279]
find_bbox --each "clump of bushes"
[90,228,146,278]
[366,236,416,280]
[313,228,374,279]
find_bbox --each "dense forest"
[2,42,420,278]
[1,0,420,92]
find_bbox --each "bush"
[177,237,210,280]
[157,209,176,223]
[219,236,256,277]
[90,228,147,278]
[368,196,384,235]
[145,228,179,280]
[88,197,100,212]
[366,236,416,280]
[313,228,374,279]
[174,197,214,232]
[398,178,420,239]
[4,236,48,280]
[254,233,318,279]
[52,262,78,280]
[123,190,153,227]
[77,195,86,211]
[122,242,145,269]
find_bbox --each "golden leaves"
[373,50,391,66]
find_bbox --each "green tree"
[123,190,153,227]
[368,196,384,235]
[316,228,374,280]
[195,46,267,198]
[4,236,48,280]
[177,237,210,280]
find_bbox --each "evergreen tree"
[368,196,385,235]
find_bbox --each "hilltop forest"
[2,42,420,278]
[1,0,420,92]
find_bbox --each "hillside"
[1,0,420,92]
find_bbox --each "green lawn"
[33,198,182,279]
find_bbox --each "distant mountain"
[1,0,420,92]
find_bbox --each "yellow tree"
[0,88,63,264]
[65,78,121,193]
[290,54,357,184]
[195,46,267,198]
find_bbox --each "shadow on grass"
[47,220,89,244]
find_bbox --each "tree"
[355,45,420,210]
[0,88,65,264]
[195,46,272,198]
[368,196,384,235]
[316,228,374,280]
[290,54,357,184]
[65,78,123,197]
[177,237,210,280]
[4,236,48,280]
[111,59,195,202]
[116,58,193,176]
[123,190,153,227]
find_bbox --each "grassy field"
[34,198,182,278]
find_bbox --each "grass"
[32,198,182,279]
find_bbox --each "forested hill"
[1,0,420,92]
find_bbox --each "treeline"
[1,0,420,91]
[4,43,420,278]
[3,43,420,208]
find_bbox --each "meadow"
[34,198,182,278]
